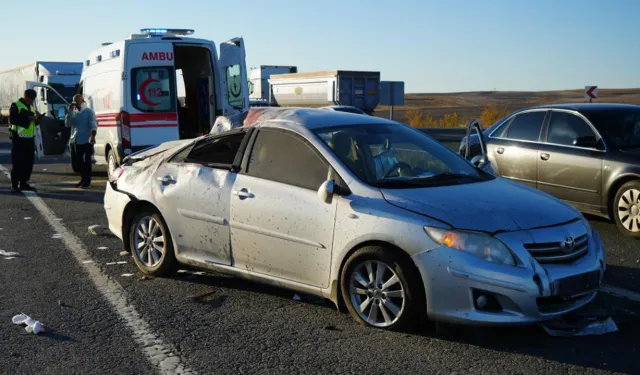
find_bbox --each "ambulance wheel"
[107,149,119,182]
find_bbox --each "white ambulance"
[78,28,250,180]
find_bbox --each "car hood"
[381,177,581,233]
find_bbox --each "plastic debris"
[116,261,127,265]
[88,225,107,236]
[82,260,94,264]
[119,251,129,256]
[293,294,301,301]
[24,217,32,220]
[189,290,216,302]
[542,315,618,337]
[0,250,19,257]
[52,234,62,239]
[177,269,188,274]
[12,314,46,335]
[97,246,108,250]
[106,262,117,265]
[4,257,16,260]
[121,273,134,277]
[139,276,154,281]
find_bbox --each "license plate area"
[554,270,600,297]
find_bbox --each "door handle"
[232,188,254,199]
[540,153,550,161]
[156,175,176,185]
[496,147,504,154]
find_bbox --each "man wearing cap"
[9,89,41,193]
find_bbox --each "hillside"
[374,88,640,126]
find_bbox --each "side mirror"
[573,136,600,149]
[318,179,335,204]
[470,154,485,167]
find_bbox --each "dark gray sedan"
[460,103,640,238]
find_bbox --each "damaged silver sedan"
[104,108,606,330]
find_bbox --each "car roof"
[524,103,640,112]
[239,107,397,130]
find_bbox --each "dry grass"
[375,88,640,128]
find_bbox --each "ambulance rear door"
[218,37,250,116]
[124,41,179,153]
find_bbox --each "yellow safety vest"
[10,100,36,138]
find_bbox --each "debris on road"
[3,257,17,260]
[88,225,108,236]
[119,251,129,257]
[293,293,302,301]
[542,312,618,337]
[106,262,117,265]
[24,217,32,220]
[51,233,62,239]
[12,313,46,335]
[121,273,134,277]
[0,250,20,257]
[116,261,127,265]
[189,290,216,302]
[97,246,108,250]
[139,275,154,281]
[81,260,94,264]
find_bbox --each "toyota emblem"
[559,236,575,252]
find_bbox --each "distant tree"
[479,104,509,127]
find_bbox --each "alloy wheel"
[617,188,640,233]
[349,260,406,328]
[134,216,166,267]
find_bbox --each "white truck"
[0,61,82,124]
[248,65,297,106]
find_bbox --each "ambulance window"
[226,64,243,110]
[131,67,176,112]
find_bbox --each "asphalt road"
[1,129,639,375]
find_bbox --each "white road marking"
[601,284,640,303]
[0,164,196,375]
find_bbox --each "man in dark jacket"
[9,89,41,193]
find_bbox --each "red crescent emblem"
[139,78,161,106]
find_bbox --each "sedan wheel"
[107,150,118,182]
[349,260,405,328]
[340,246,427,331]
[613,181,640,238]
[129,210,177,276]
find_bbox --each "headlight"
[424,226,516,266]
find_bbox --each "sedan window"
[246,129,331,190]
[546,112,596,147]
[504,111,546,142]
[184,133,245,167]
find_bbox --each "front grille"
[524,234,588,263]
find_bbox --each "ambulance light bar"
[140,28,195,36]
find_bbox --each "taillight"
[113,167,125,181]
[118,110,131,149]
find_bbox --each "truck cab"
[79,28,250,180]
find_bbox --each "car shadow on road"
[170,268,639,374]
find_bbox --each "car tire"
[340,245,427,331]
[107,149,119,182]
[129,209,177,276]
[613,180,640,238]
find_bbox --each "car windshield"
[314,122,491,188]
[583,108,640,149]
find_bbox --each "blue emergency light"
[140,28,195,36]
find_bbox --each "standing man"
[9,89,40,193]
[65,94,97,188]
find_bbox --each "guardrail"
[417,128,466,142]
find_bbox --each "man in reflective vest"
[9,89,41,193]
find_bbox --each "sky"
[1,0,639,93]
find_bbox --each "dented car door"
[152,132,247,265]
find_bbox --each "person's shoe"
[19,183,36,192]
[75,181,84,188]
[80,183,91,189]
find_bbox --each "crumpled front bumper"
[411,227,606,326]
